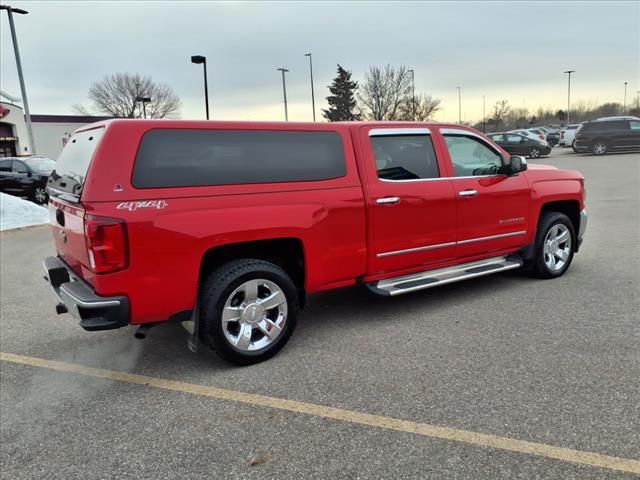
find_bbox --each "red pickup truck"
[44,120,587,364]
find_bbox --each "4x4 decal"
[117,200,168,211]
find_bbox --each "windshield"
[25,157,56,172]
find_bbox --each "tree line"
[475,99,639,133]
[74,69,637,126]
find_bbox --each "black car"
[487,132,551,159]
[574,117,640,155]
[0,156,56,204]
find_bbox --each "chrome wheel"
[34,187,47,204]
[529,148,541,159]
[221,279,288,352]
[592,142,607,155]
[543,224,572,272]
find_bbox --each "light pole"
[191,55,210,120]
[1,5,36,154]
[408,69,416,120]
[564,70,575,125]
[482,95,486,133]
[304,53,316,122]
[456,86,461,123]
[135,96,151,119]
[636,91,640,109]
[623,82,628,113]
[277,68,289,121]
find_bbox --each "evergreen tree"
[322,65,361,121]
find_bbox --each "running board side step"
[367,255,523,296]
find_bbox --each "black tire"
[571,141,578,153]
[529,212,576,279]
[199,259,299,365]
[528,147,541,159]
[590,140,608,155]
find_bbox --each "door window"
[13,161,28,174]
[629,121,640,130]
[0,160,12,173]
[444,135,504,177]
[506,134,523,143]
[490,134,504,142]
[370,134,440,181]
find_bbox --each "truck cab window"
[370,135,440,181]
[444,135,503,177]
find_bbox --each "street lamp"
[564,70,575,125]
[456,86,462,123]
[1,5,36,154]
[304,53,316,122]
[482,95,486,133]
[191,55,210,120]
[636,91,640,109]
[135,96,151,119]
[277,68,289,121]
[408,69,415,120]
[623,82,628,113]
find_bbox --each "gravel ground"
[1,148,638,479]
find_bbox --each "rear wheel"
[528,147,541,159]
[530,212,576,279]
[199,259,299,365]
[32,186,48,204]
[591,140,608,155]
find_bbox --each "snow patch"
[0,193,50,231]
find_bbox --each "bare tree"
[491,99,510,125]
[73,73,181,118]
[358,65,412,120]
[398,94,442,121]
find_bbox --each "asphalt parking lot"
[1,147,639,479]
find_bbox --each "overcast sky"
[1,1,638,123]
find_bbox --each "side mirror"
[509,155,527,174]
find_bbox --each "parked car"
[559,124,580,148]
[541,127,560,147]
[0,156,56,204]
[574,118,640,155]
[43,120,587,365]
[487,132,551,158]
[509,129,549,146]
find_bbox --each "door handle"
[459,189,478,197]
[376,196,400,205]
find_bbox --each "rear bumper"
[43,256,129,331]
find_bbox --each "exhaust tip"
[134,324,154,340]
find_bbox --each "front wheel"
[528,147,541,159]
[199,259,299,365]
[529,212,576,279]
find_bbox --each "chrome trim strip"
[369,128,431,136]
[377,230,526,258]
[377,241,456,258]
[457,230,527,245]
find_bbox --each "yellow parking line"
[2,351,639,474]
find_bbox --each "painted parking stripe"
[1,351,639,474]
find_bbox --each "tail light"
[539,135,545,140]
[84,215,129,273]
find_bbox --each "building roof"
[31,114,114,124]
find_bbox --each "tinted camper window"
[132,129,346,188]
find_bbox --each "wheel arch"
[198,237,307,304]
[538,200,580,242]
